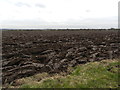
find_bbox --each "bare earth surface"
[2,30,120,85]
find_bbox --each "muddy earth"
[2,30,120,85]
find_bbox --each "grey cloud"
[15,2,31,7]
[85,9,91,13]
[15,2,46,8]
[1,16,117,29]
[2,19,47,25]
[35,4,46,8]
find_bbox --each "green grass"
[10,59,119,88]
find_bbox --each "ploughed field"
[2,30,120,85]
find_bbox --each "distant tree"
[110,28,115,30]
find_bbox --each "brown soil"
[2,30,120,85]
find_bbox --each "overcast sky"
[0,0,119,29]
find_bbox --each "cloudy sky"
[0,0,119,29]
